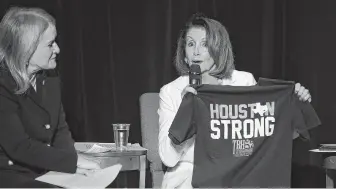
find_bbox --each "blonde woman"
[0,7,99,187]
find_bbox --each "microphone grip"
[189,64,201,86]
[190,78,201,85]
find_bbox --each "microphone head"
[189,64,201,75]
[189,64,201,85]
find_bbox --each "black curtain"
[0,0,335,187]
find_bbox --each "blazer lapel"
[26,73,50,116]
[26,86,40,104]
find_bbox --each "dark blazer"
[0,68,77,187]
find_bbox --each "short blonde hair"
[0,7,55,94]
[175,14,235,79]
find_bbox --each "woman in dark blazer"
[0,7,100,187]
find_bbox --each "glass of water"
[112,123,130,151]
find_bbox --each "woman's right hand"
[77,154,101,170]
[181,85,197,98]
[76,167,97,176]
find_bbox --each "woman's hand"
[181,86,197,98]
[294,83,312,102]
[76,167,97,176]
[77,154,101,170]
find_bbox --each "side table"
[76,143,147,188]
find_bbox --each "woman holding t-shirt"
[158,14,312,189]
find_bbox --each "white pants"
[161,162,193,189]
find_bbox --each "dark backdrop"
[0,0,335,187]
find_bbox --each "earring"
[184,58,188,64]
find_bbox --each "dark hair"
[174,13,235,79]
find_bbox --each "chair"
[139,93,165,188]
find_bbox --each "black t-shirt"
[168,78,321,188]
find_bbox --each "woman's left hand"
[294,83,312,102]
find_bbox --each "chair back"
[139,93,164,188]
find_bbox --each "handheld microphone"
[189,64,201,85]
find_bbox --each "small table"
[76,143,147,188]
[310,148,336,188]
